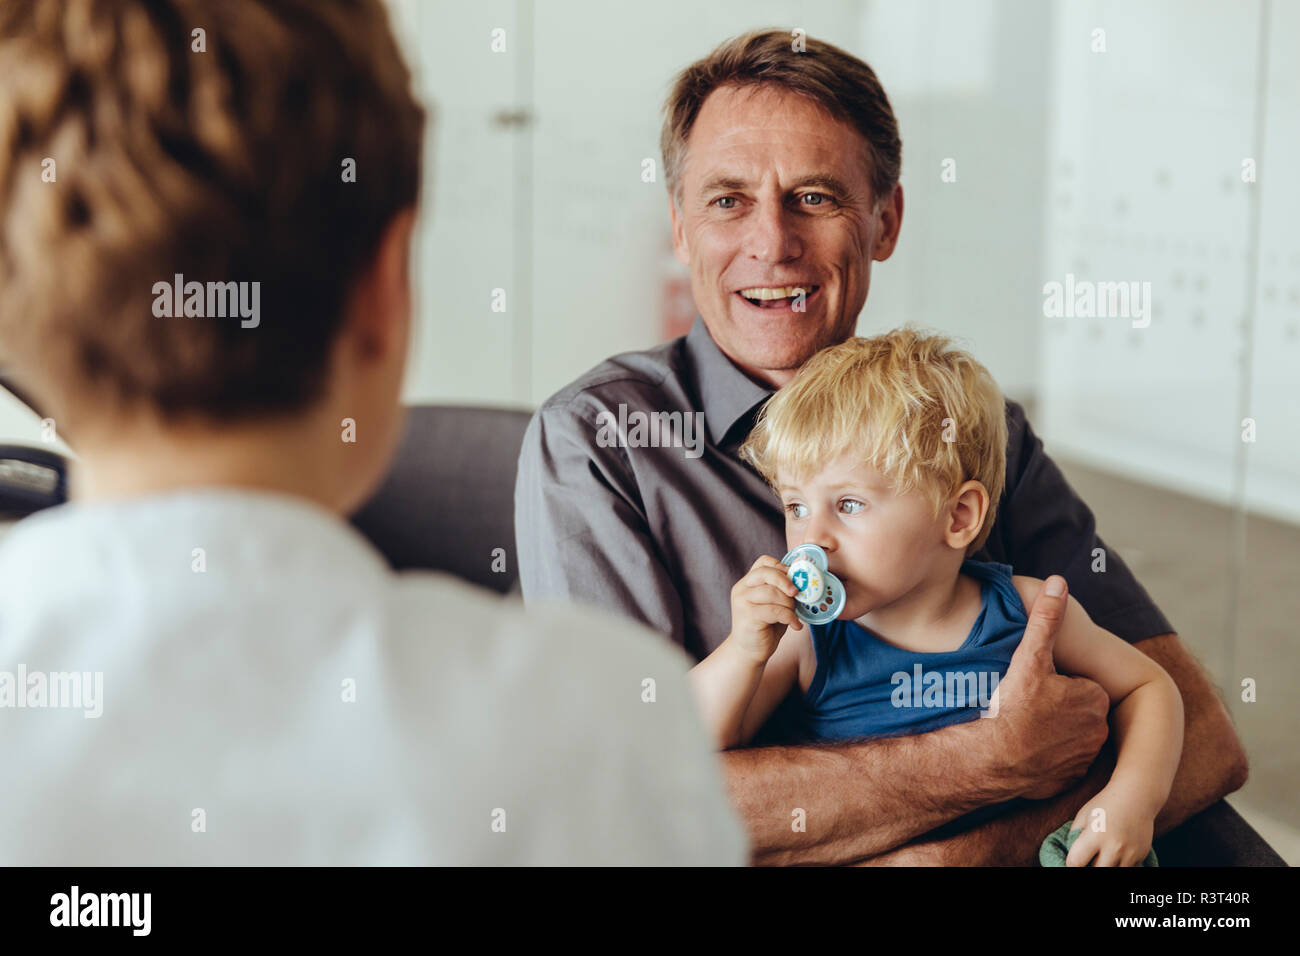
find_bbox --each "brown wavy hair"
[660,28,901,207]
[0,0,425,427]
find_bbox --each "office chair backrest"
[350,404,534,594]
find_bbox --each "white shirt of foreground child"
[0,487,748,866]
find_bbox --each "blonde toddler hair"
[739,327,1008,555]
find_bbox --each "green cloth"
[1038,822,1159,866]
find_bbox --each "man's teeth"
[739,285,811,300]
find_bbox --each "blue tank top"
[802,559,1027,742]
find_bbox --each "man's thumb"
[1015,574,1068,669]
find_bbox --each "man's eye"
[713,196,738,209]
[800,192,832,207]
[840,499,866,515]
[785,502,808,519]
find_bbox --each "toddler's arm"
[1013,575,1184,865]
[688,556,806,749]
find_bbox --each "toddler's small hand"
[1065,787,1155,867]
[728,555,804,664]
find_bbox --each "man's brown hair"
[660,28,901,207]
[0,0,425,425]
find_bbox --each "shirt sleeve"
[993,399,1175,644]
[514,400,688,646]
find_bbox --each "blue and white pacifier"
[781,543,847,625]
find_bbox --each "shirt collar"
[684,316,775,446]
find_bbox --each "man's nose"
[742,199,802,263]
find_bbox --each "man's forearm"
[721,716,1021,867]
[857,743,1117,866]
[863,738,1118,868]
[1136,633,1248,829]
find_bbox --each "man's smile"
[734,284,822,311]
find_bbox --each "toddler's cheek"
[845,577,874,608]
[852,556,883,589]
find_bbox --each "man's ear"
[943,479,990,550]
[669,193,690,267]
[344,207,416,361]
[871,183,904,262]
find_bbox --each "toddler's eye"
[785,502,808,519]
[840,499,866,515]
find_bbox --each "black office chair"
[0,371,68,515]
[349,404,533,594]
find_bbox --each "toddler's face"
[776,451,953,621]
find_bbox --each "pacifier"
[781,543,847,625]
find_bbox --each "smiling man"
[669,80,887,381]
[515,29,1248,866]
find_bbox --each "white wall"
[855,0,1052,401]
[1245,0,1300,526]
[1038,0,1300,525]
[386,0,523,406]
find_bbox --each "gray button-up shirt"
[516,317,1174,666]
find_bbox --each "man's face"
[778,452,948,622]
[669,83,903,388]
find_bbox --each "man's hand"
[988,575,1111,800]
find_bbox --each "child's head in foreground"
[740,327,1009,621]
[0,0,425,512]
